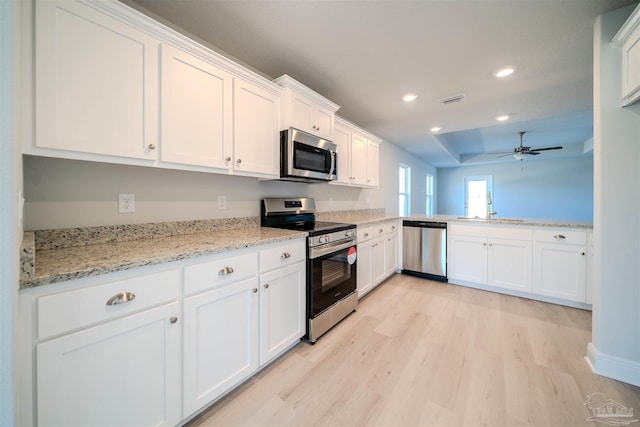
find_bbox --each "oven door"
[308,238,357,318]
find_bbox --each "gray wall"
[23,138,435,230]
[591,4,640,386]
[437,156,594,221]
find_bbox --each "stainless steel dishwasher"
[402,220,447,282]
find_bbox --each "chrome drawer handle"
[553,234,566,239]
[147,143,156,150]
[281,252,291,259]
[363,233,369,238]
[218,266,234,276]
[106,292,135,306]
[169,317,178,324]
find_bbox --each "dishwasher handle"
[402,220,447,229]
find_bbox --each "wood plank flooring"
[187,274,640,427]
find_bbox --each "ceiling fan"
[496,131,563,161]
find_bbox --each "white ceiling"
[127,0,636,168]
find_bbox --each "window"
[464,175,493,218]
[399,164,411,216]
[426,174,434,216]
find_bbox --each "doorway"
[464,175,493,218]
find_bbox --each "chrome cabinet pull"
[581,252,586,256]
[147,144,156,150]
[225,156,231,161]
[106,292,135,306]
[554,234,566,239]
[363,233,369,238]
[264,284,270,289]
[218,266,234,276]
[280,252,291,259]
[252,288,258,293]
[236,158,242,164]
[169,316,178,324]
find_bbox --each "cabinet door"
[160,44,233,169]
[357,240,374,298]
[259,262,305,365]
[350,133,368,186]
[183,277,259,416]
[331,125,352,185]
[37,302,180,427]
[488,238,533,292]
[35,0,158,160]
[448,235,488,283]
[313,106,334,140]
[372,237,387,285]
[621,27,640,105]
[533,243,587,302]
[385,232,398,277]
[290,94,315,133]
[233,78,280,177]
[366,141,380,187]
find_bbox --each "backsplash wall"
[23,139,436,230]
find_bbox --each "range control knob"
[319,235,329,244]
[345,230,354,237]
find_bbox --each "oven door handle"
[309,238,356,259]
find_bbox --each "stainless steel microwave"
[280,127,337,183]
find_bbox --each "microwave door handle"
[329,151,336,175]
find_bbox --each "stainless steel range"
[261,198,357,343]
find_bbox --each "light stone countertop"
[20,226,306,289]
[20,211,592,289]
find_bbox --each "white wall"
[23,138,434,230]
[437,156,594,221]
[590,4,640,386]
[0,1,23,425]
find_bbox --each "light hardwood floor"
[187,274,640,427]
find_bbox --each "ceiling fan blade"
[526,151,540,155]
[495,153,514,158]
[530,146,563,152]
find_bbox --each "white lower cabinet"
[259,262,305,365]
[35,270,181,427]
[22,239,306,426]
[357,221,399,298]
[183,276,259,416]
[533,230,588,303]
[448,223,590,307]
[448,224,533,293]
[182,239,305,417]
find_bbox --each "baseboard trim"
[586,342,640,387]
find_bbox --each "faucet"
[487,192,498,218]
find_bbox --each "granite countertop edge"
[20,212,592,289]
[20,227,307,289]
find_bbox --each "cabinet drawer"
[260,239,306,272]
[534,229,587,245]
[357,225,375,242]
[37,269,179,340]
[184,252,259,296]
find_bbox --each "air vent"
[439,93,466,105]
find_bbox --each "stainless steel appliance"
[402,220,448,282]
[280,127,337,183]
[261,198,357,343]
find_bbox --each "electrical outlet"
[119,193,135,213]
[218,195,227,210]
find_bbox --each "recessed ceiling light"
[403,94,418,102]
[494,67,515,78]
[496,115,510,121]
[430,126,442,132]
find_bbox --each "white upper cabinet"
[34,0,159,161]
[233,78,281,177]
[332,117,381,188]
[160,44,233,169]
[30,0,282,178]
[613,4,640,106]
[274,74,339,140]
